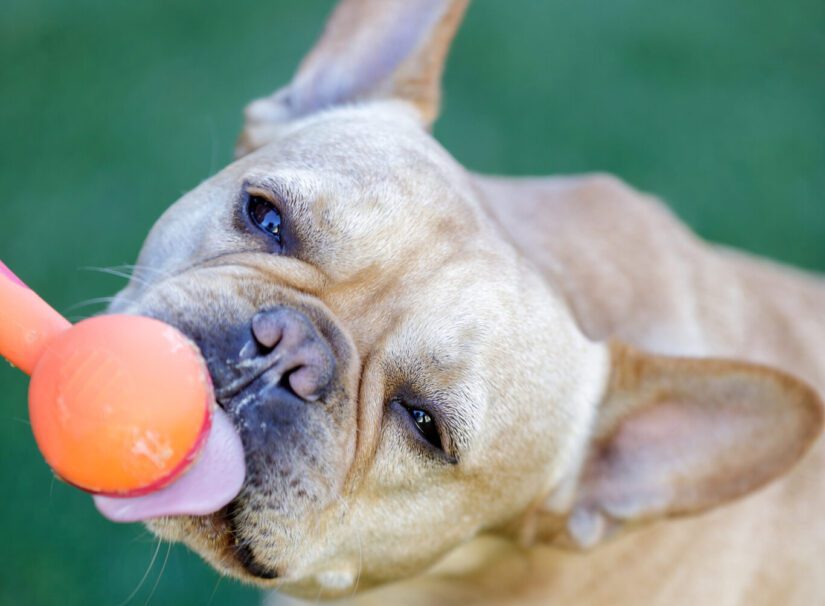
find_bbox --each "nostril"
[241,306,337,402]
[277,368,305,400]
[288,365,326,402]
[287,338,336,401]
[251,310,285,349]
[252,330,274,358]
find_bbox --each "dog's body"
[109,1,825,604]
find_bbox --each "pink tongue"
[93,408,245,522]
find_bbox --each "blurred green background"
[1,0,823,604]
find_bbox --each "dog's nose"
[239,307,336,402]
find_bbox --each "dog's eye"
[408,407,443,450]
[247,195,282,243]
[390,397,455,462]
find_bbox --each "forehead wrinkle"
[248,160,472,258]
[263,103,475,212]
[240,109,489,286]
[243,169,322,214]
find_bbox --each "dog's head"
[109,0,822,597]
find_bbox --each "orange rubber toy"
[0,260,214,496]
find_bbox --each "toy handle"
[0,260,71,375]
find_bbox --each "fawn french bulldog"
[107,1,825,604]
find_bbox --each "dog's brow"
[434,390,477,456]
[383,348,480,453]
[402,381,480,458]
[244,175,303,209]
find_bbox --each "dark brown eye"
[408,407,443,450]
[247,195,282,244]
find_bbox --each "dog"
[105,1,825,604]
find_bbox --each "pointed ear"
[531,343,823,550]
[237,0,469,156]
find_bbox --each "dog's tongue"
[93,408,245,522]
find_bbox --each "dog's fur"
[109,1,825,604]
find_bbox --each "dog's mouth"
[91,300,354,586]
[148,501,281,583]
[171,371,282,580]
[92,304,336,524]
[92,405,247,522]
[221,500,280,580]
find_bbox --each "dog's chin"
[145,385,347,588]
[140,382,288,585]
[147,507,283,586]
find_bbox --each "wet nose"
[236,306,336,402]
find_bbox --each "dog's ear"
[237,0,469,156]
[527,342,823,550]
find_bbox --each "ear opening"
[530,342,823,550]
[237,0,469,156]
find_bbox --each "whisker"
[128,529,157,545]
[346,498,364,599]
[118,264,176,281]
[81,266,152,288]
[81,266,134,281]
[63,296,117,313]
[143,540,172,606]
[115,537,163,606]
[205,576,223,606]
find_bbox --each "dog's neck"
[474,173,825,393]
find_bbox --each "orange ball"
[28,315,213,496]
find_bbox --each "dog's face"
[108,0,822,598]
[110,100,607,593]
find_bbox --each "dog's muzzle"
[214,306,336,402]
[93,305,340,524]
[206,306,337,449]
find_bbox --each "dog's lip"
[218,502,281,580]
[173,506,281,583]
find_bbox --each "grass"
[0,0,822,604]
